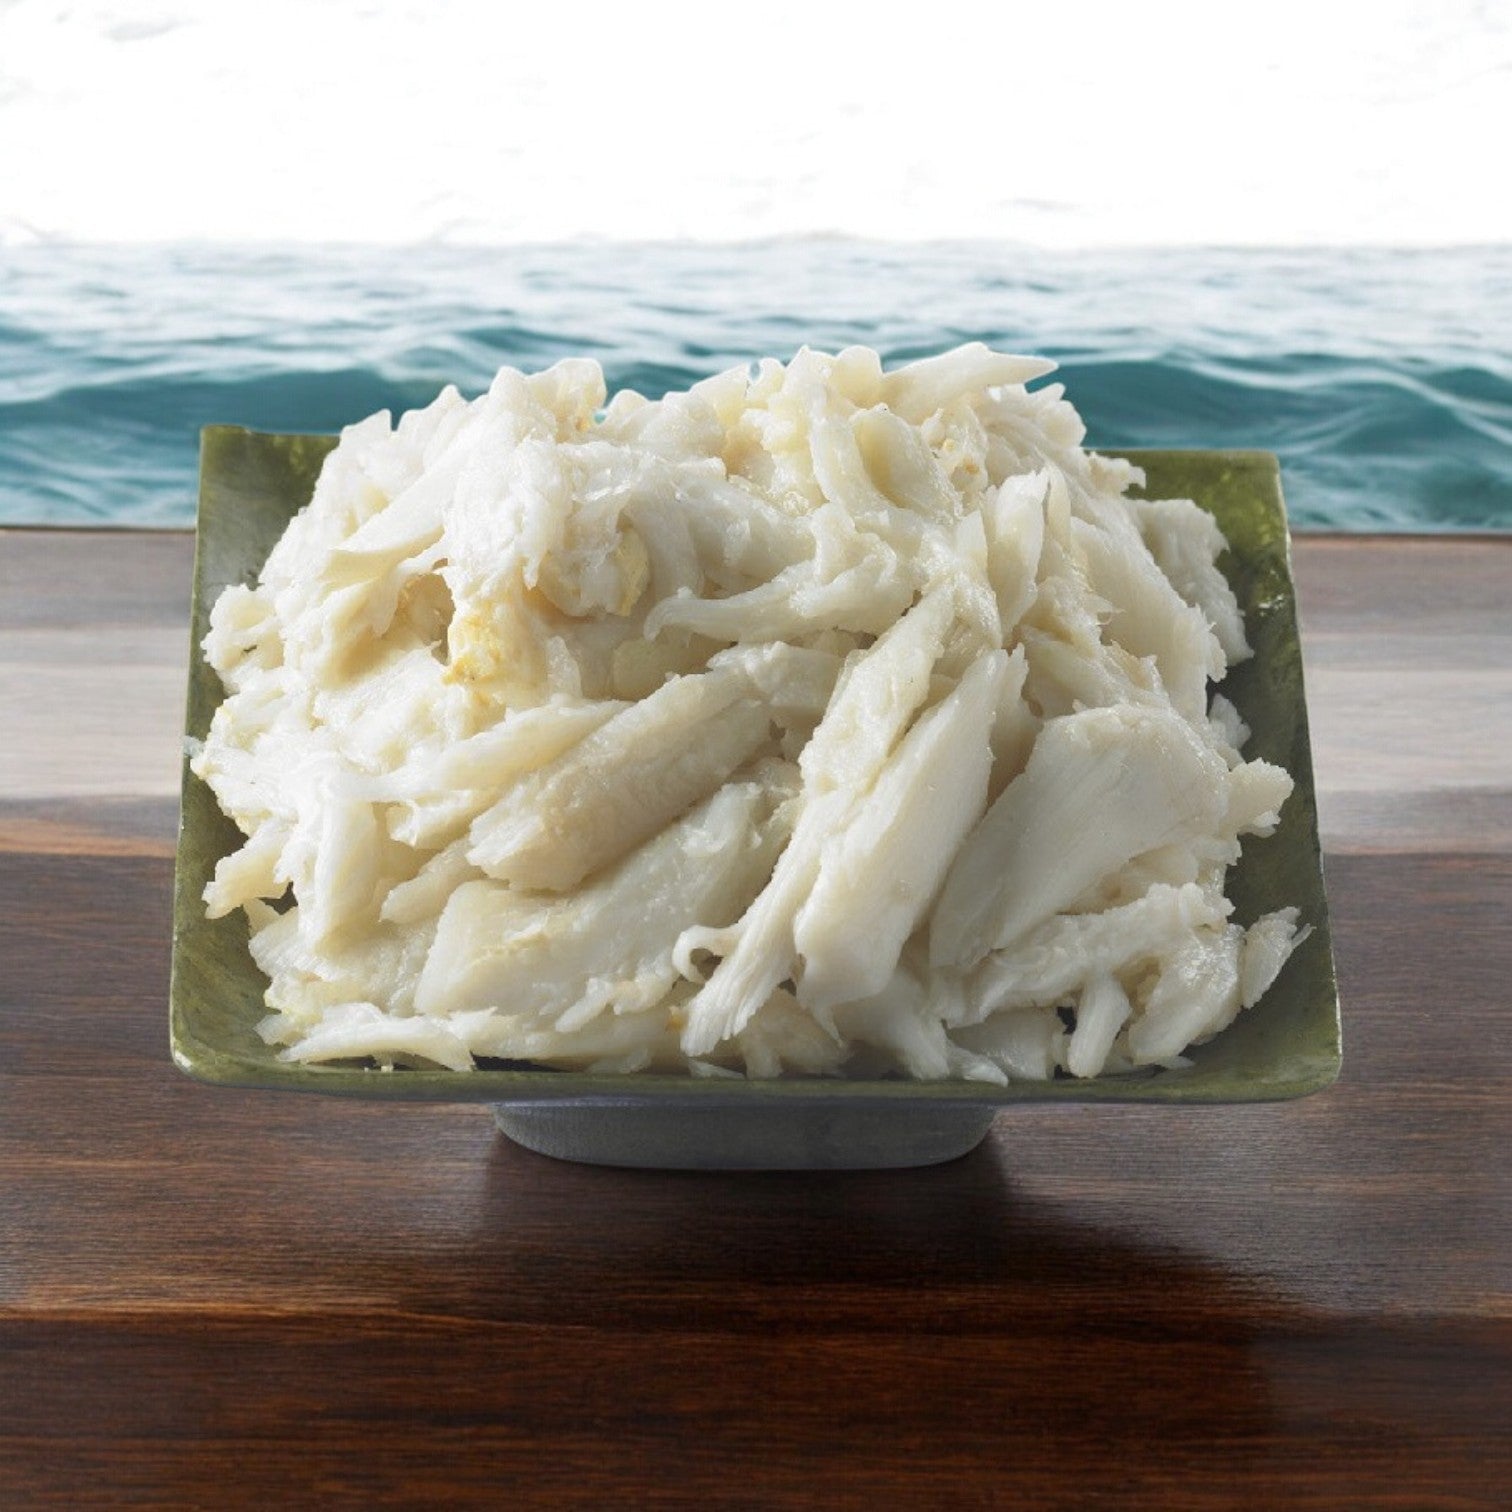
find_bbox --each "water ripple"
[1,241,1508,529]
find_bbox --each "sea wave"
[2,241,1508,529]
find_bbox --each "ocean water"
[2,241,1508,530]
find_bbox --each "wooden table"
[2,529,1509,1509]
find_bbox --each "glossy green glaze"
[170,430,1340,1119]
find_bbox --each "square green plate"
[170,429,1341,1168]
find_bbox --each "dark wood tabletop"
[2,529,1509,1509]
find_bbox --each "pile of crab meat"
[193,343,1308,1081]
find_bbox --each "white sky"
[1,0,1508,246]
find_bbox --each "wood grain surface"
[2,528,1509,1510]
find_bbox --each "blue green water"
[2,241,1508,529]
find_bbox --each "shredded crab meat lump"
[194,344,1308,1080]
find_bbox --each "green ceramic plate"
[170,429,1341,1167]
